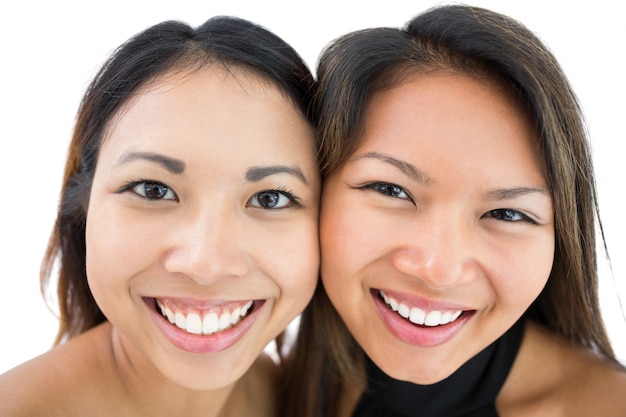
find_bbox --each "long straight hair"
[281,5,618,417]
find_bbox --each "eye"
[483,209,535,224]
[361,182,412,201]
[121,180,178,201]
[247,189,301,209]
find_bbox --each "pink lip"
[372,289,473,348]
[145,298,264,354]
[157,297,251,310]
[377,288,471,311]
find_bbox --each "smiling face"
[85,65,320,390]
[320,73,554,384]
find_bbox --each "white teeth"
[424,311,442,326]
[380,291,463,327]
[409,307,426,325]
[441,311,452,325]
[156,300,254,335]
[202,312,219,334]
[230,308,241,324]
[185,313,202,335]
[398,304,410,318]
[218,312,231,330]
[157,300,177,324]
[165,308,175,324]
[175,312,186,329]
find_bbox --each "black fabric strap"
[352,319,525,417]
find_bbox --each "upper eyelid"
[360,181,414,202]
[485,208,538,224]
[247,188,303,210]
[484,190,553,220]
[265,188,303,206]
[119,179,177,200]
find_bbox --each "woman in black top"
[282,5,626,417]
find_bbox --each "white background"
[1,0,624,374]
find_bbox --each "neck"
[100,323,240,417]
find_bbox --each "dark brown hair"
[41,16,316,345]
[281,5,617,417]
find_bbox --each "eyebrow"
[117,151,185,174]
[356,152,431,184]
[485,186,550,201]
[245,166,308,184]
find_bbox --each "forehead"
[96,64,316,172]
[107,64,281,126]
[355,72,544,177]
[364,72,535,142]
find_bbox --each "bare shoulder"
[500,320,626,417]
[0,323,116,417]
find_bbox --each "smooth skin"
[0,65,320,417]
[320,72,626,416]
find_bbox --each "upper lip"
[374,288,473,312]
[146,296,257,309]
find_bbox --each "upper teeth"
[380,291,462,326]
[157,300,253,335]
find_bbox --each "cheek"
[85,203,154,302]
[264,220,320,305]
[489,232,555,308]
[320,196,386,276]
[320,202,349,283]
[319,198,370,299]
[85,212,123,316]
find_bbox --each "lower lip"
[373,291,472,348]
[145,298,263,354]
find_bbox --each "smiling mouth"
[152,298,256,336]
[378,290,468,327]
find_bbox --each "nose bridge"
[392,209,473,288]
[165,202,249,283]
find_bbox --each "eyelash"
[247,187,302,210]
[360,182,538,224]
[119,179,177,201]
[118,180,301,209]
[359,182,414,203]
[483,209,537,224]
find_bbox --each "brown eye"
[247,189,299,209]
[257,191,280,208]
[484,209,535,224]
[124,180,178,201]
[143,183,169,199]
[362,182,411,201]
[377,183,404,197]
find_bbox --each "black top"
[352,319,525,417]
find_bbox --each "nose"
[163,206,250,284]
[391,214,476,289]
